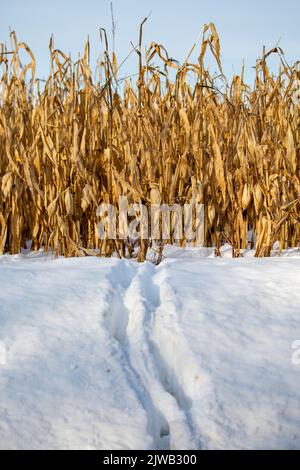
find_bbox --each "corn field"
[0,23,299,261]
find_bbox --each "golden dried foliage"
[0,25,299,260]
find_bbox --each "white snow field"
[0,246,299,450]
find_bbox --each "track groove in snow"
[104,261,171,449]
[104,261,199,449]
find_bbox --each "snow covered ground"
[0,246,300,450]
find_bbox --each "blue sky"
[2,0,299,84]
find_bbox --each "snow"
[0,246,300,450]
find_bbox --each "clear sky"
[1,0,299,85]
